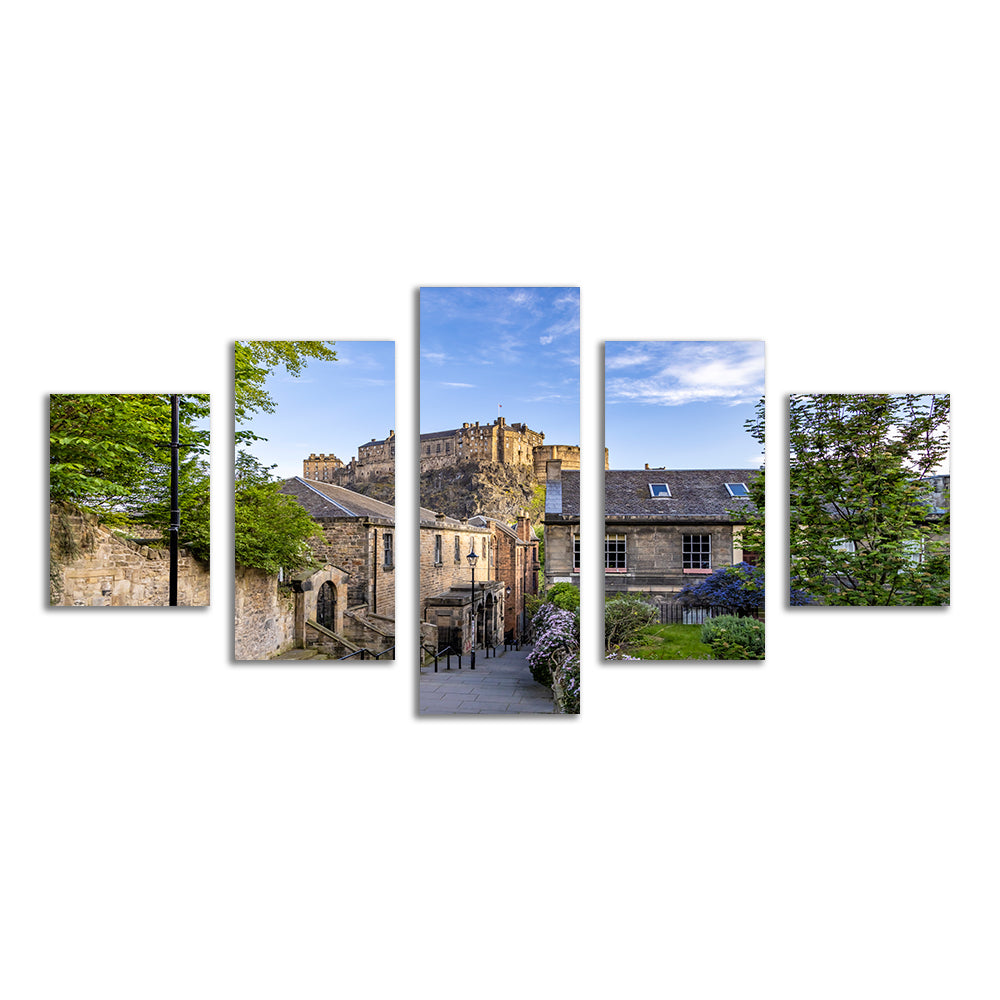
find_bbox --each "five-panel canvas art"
[48,288,951,713]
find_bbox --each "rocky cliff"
[420,461,542,522]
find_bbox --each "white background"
[3,3,997,998]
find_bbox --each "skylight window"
[648,483,671,498]
[725,482,750,497]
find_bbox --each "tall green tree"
[50,393,211,559]
[732,396,765,568]
[789,393,950,605]
[233,341,337,572]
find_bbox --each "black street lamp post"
[467,546,478,669]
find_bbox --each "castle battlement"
[304,419,604,485]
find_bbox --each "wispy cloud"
[606,341,764,407]
[442,381,476,388]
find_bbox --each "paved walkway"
[419,644,555,715]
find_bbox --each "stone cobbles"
[419,644,555,715]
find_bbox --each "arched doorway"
[316,580,337,630]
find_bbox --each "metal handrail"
[337,646,395,661]
[420,643,462,672]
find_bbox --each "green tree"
[49,393,211,559]
[789,393,950,605]
[233,342,337,572]
[732,396,765,569]
[234,453,323,574]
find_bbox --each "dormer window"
[725,482,750,497]
[648,483,671,498]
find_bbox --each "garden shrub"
[547,582,580,613]
[528,602,579,691]
[700,615,765,659]
[604,594,659,654]
[549,649,580,714]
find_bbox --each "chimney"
[516,513,532,542]
[545,460,563,515]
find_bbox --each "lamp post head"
[466,549,479,569]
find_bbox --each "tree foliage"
[234,468,323,574]
[789,393,950,605]
[234,341,337,445]
[49,393,211,560]
[732,396,765,568]
[233,344,336,573]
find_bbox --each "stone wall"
[234,565,296,659]
[50,506,210,607]
[603,522,739,596]
[543,521,579,589]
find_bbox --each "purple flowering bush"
[527,602,580,714]
[677,562,764,613]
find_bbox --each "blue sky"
[605,340,765,470]
[420,287,580,445]
[243,341,395,480]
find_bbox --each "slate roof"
[280,477,395,522]
[418,506,490,530]
[468,514,517,538]
[547,469,760,520]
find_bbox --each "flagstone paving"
[419,643,556,715]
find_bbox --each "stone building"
[532,443,608,479]
[304,430,395,485]
[306,420,594,488]
[468,513,540,640]
[542,461,760,599]
[303,452,345,483]
[420,416,543,472]
[272,478,396,656]
[420,507,505,655]
[418,416,597,479]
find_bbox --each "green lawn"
[630,624,714,660]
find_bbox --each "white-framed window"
[682,534,711,570]
[725,482,750,497]
[648,483,671,498]
[605,533,626,571]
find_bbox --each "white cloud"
[606,341,764,406]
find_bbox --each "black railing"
[338,646,395,661]
[657,603,763,626]
[421,643,462,672]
